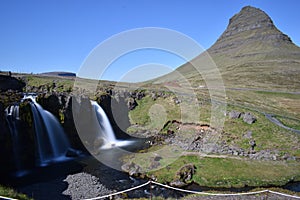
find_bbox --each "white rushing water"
[26,95,71,166]
[91,100,133,150]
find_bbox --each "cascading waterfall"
[91,101,133,149]
[27,95,70,166]
[6,94,71,168]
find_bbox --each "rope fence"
[84,180,300,199]
[0,195,18,200]
[84,181,151,200]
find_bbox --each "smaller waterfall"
[5,104,22,173]
[91,101,133,149]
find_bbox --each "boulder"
[173,97,181,104]
[243,130,253,139]
[243,112,257,124]
[127,98,138,110]
[249,139,256,150]
[228,110,242,119]
[176,163,196,183]
[121,162,141,176]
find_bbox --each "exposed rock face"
[0,101,13,173]
[37,93,63,120]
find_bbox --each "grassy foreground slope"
[148,156,300,188]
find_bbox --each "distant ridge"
[40,71,76,77]
[159,6,300,90]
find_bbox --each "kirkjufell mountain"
[159,6,300,91]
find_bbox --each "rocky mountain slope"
[159,6,300,90]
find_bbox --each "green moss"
[19,101,33,127]
[0,185,32,200]
[59,109,65,124]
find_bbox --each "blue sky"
[0,0,299,81]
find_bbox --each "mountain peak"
[226,6,275,36]
[209,6,293,54]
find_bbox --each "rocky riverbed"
[15,157,188,199]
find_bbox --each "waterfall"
[91,101,133,150]
[5,104,22,173]
[27,96,70,166]
[5,94,71,168]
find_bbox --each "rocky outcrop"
[0,77,32,174]
[0,75,25,92]
[0,101,14,173]
[37,93,64,121]
[127,97,138,110]
[170,163,196,187]
[148,120,296,161]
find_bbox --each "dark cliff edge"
[0,75,25,92]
